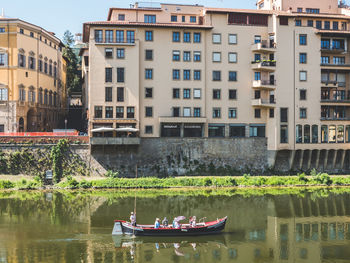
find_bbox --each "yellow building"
[0,17,67,132]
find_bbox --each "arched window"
[321,125,328,143]
[329,125,336,143]
[337,125,344,143]
[304,125,310,143]
[312,125,318,143]
[296,125,302,143]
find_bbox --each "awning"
[115,127,139,132]
[91,127,115,132]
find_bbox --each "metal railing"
[95,38,135,44]
[251,61,276,66]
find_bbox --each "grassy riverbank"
[1,171,350,190]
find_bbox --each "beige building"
[83,0,350,169]
[0,17,67,132]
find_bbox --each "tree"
[62,30,81,94]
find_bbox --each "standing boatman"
[130,211,136,226]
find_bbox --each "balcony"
[251,40,276,53]
[90,137,140,145]
[320,47,346,53]
[320,117,350,121]
[321,63,350,70]
[94,38,136,46]
[252,80,276,90]
[321,81,346,88]
[251,98,276,108]
[251,60,276,71]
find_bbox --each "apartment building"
[83,0,350,170]
[0,17,67,132]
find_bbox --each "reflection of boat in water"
[112,217,227,236]
[112,234,227,249]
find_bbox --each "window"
[255,90,261,99]
[190,16,196,23]
[105,87,112,102]
[117,48,125,59]
[194,51,201,62]
[183,51,191,62]
[229,89,237,100]
[117,68,125,82]
[18,54,26,67]
[105,106,113,118]
[255,54,261,62]
[229,71,237,81]
[118,14,125,21]
[316,20,322,29]
[145,125,153,134]
[116,107,124,118]
[296,125,302,143]
[213,89,221,99]
[269,109,274,118]
[229,108,237,118]
[338,125,344,143]
[255,109,261,118]
[0,28,5,33]
[212,34,221,44]
[297,8,303,13]
[127,107,135,118]
[212,71,221,81]
[105,68,112,82]
[333,56,345,65]
[299,53,307,64]
[173,51,180,61]
[228,53,237,63]
[0,88,8,101]
[230,125,245,137]
[105,48,113,58]
[300,108,307,119]
[145,107,153,117]
[300,89,307,100]
[173,32,180,42]
[173,88,180,99]
[182,16,186,22]
[254,72,261,81]
[193,89,201,98]
[213,108,221,118]
[228,34,237,44]
[94,30,103,43]
[312,125,318,143]
[306,8,319,14]
[144,15,156,23]
[173,107,180,117]
[333,21,339,30]
[173,69,180,80]
[145,31,153,41]
[44,62,48,74]
[29,32,34,38]
[321,56,330,64]
[299,34,307,45]
[28,57,35,70]
[193,107,201,117]
[281,108,288,122]
[183,88,191,99]
[105,30,113,43]
[183,107,191,117]
[250,125,265,137]
[171,15,177,22]
[254,35,261,44]
[194,33,201,43]
[126,31,135,43]
[19,28,24,34]
[299,71,307,81]
[194,70,201,80]
[209,124,225,137]
[295,20,301,26]
[307,20,314,27]
[280,125,288,143]
[324,21,330,30]
[212,52,221,62]
[183,32,191,43]
[49,64,52,76]
[38,60,42,71]
[145,88,153,98]
[145,69,153,79]
[117,87,124,102]
[94,106,102,118]
[145,50,153,60]
[183,70,191,80]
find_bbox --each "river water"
[0,188,350,263]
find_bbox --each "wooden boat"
[112,216,227,236]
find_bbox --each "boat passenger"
[191,216,196,227]
[172,218,176,228]
[154,218,160,229]
[174,221,180,229]
[162,217,168,227]
[130,212,136,226]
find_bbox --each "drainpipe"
[7,21,10,132]
[293,30,296,151]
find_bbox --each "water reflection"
[0,189,349,262]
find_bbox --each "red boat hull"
[112,217,227,236]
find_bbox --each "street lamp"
[64,118,67,136]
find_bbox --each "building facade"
[83,0,350,170]
[0,17,67,132]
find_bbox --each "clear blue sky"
[1,0,256,39]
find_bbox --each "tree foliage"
[62,30,81,94]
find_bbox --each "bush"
[0,180,14,189]
[298,173,308,183]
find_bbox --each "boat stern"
[112,220,124,235]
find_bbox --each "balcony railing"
[321,46,345,52]
[251,60,276,66]
[251,98,276,107]
[321,80,346,87]
[321,63,350,68]
[95,38,135,44]
[321,117,350,121]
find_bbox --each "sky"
[1,0,256,40]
